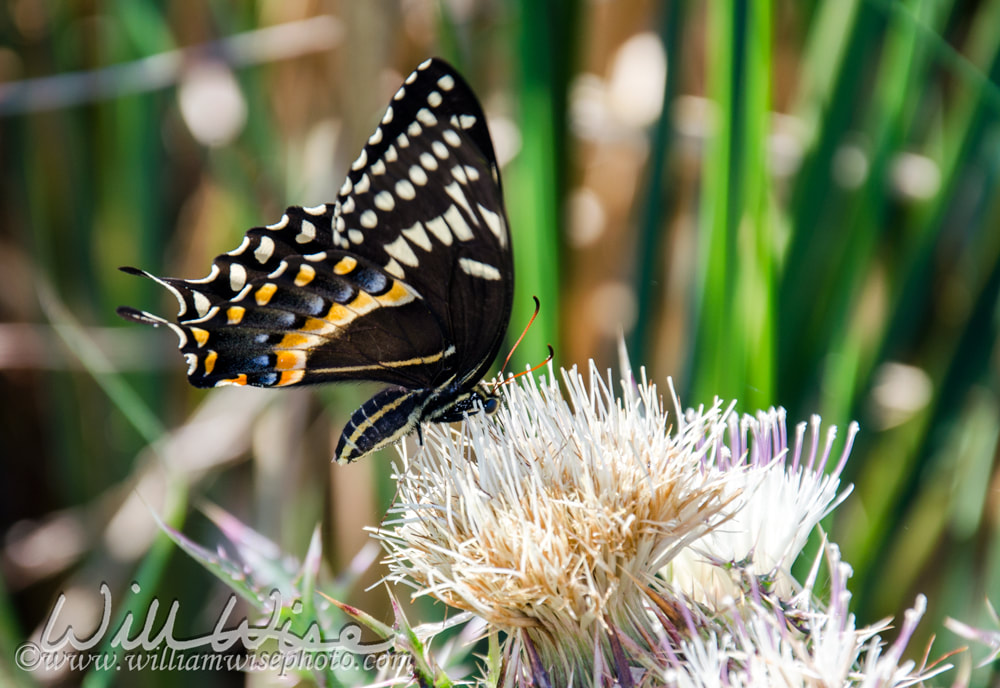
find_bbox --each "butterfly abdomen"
[335,386,433,463]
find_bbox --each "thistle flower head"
[370,363,948,686]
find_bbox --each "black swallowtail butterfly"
[118,58,513,464]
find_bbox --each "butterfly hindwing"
[120,248,451,389]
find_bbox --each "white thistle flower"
[667,408,857,605]
[369,362,951,686]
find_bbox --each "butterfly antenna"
[497,296,540,379]
[497,344,554,388]
[491,297,554,391]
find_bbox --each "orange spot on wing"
[301,318,333,333]
[227,306,245,324]
[255,283,277,306]
[350,291,377,312]
[333,257,357,275]
[279,332,313,348]
[324,303,355,325]
[377,281,413,306]
[218,373,248,387]
[190,327,210,347]
[204,350,218,374]
[294,265,316,286]
[275,350,304,370]
[277,370,305,386]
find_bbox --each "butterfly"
[118,58,514,464]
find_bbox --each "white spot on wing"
[341,196,356,213]
[267,214,289,230]
[354,174,371,194]
[305,204,326,216]
[371,159,387,176]
[384,235,420,267]
[444,182,476,221]
[409,165,428,186]
[254,236,275,263]
[381,106,394,124]
[384,257,405,279]
[460,114,477,129]
[425,216,453,245]
[348,229,364,244]
[296,219,317,243]
[419,152,438,171]
[340,178,353,195]
[186,304,219,324]
[360,210,378,228]
[432,141,449,159]
[416,108,437,127]
[406,70,419,84]
[419,58,433,70]
[401,222,432,250]
[167,323,189,347]
[351,148,368,170]
[187,264,221,284]
[442,129,461,147]
[192,291,211,317]
[478,203,507,247]
[368,127,383,145]
[233,284,252,302]
[393,86,406,101]
[396,133,409,148]
[443,204,474,241]
[395,179,416,200]
[407,121,422,138]
[145,274,187,316]
[374,191,395,211]
[438,74,455,91]
[227,236,250,256]
[451,165,468,184]
[385,145,398,162]
[428,91,443,107]
[459,257,502,280]
[229,263,247,291]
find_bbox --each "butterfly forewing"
[119,58,513,461]
[329,59,513,385]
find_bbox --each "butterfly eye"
[483,396,500,415]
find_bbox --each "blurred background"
[1,1,998,686]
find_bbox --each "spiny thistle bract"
[369,363,953,687]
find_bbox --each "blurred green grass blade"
[690,0,774,407]
[507,0,579,369]
[857,247,1000,617]
[37,280,165,445]
[690,0,737,404]
[792,0,861,140]
[630,0,687,369]
[817,0,933,424]
[779,1,886,410]
[878,4,1000,363]
[737,0,776,410]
